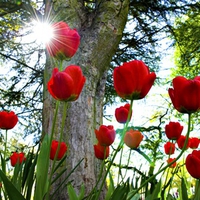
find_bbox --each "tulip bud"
[115,103,132,124]
[94,143,109,160]
[95,125,116,146]
[124,129,143,149]
[165,121,183,140]
[0,111,18,130]
[50,140,67,161]
[10,152,26,167]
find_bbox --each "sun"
[31,20,54,45]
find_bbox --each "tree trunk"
[43,0,129,199]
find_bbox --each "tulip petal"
[113,65,136,99]
[140,72,156,99]
[48,68,74,100]
[64,65,86,99]
[186,154,200,179]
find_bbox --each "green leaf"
[105,171,115,200]
[67,183,79,200]
[78,184,85,200]
[22,150,37,200]
[0,169,26,200]
[127,192,140,200]
[0,154,6,173]
[110,181,130,200]
[34,134,50,200]
[150,179,161,200]
[181,178,188,200]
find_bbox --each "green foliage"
[172,10,200,79]
[0,170,26,200]
[34,134,50,200]
[67,183,85,200]
[180,178,189,200]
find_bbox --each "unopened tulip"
[165,121,183,140]
[124,129,143,149]
[10,152,26,167]
[177,135,190,150]
[167,158,176,168]
[94,143,109,160]
[0,111,18,130]
[50,140,67,161]
[189,137,200,149]
[115,103,132,124]
[164,142,175,155]
[95,125,116,146]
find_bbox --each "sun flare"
[31,20,54,45]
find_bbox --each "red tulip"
[50,140,67,160]
[177,135,190,150]
[124,129,143,149]
[167,158,176,168]
[165,121,183,140]
[168,76,200,113]
[186,150,200,179]
[48,65,86,101]
[0,111,18,130]
[164,142,175,155]
[189,137,200,149]
[46,21,80,59]
[115,103,132,124]
[95,125,116,146]
[94,143,109,160]
[113,60,156,100]
[10,152,26,167]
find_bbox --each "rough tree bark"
[43,0,129,199]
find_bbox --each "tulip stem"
[2,130,8,174]
[50,101,60,144]
[48,102,68,191]
[194,179,200,200]
[127,113,192,199]
[122,148,132,181]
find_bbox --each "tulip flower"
[46,21,80,59]
[113,60,156,100]
[164,142,175,155]
[0,111,18,130]
[165,121,183,140]
[167,158,176,168]
[10,152,26,167]
[94,143,109,160]
[168,76,200,113]
[177,135,190,150]
[124,129,143,149]
[95,125,116,146]
[50,140,67,160]
[115,103,132,124]
[48,65,86,101]
[189,137,200,149]
[186,150,200,179]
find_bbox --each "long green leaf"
[0,169,26,200]
[150,178,161,200]
[105,171,115,200]
[34,134,50,200]
[181,178,188,200]
[67,184,79,200]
